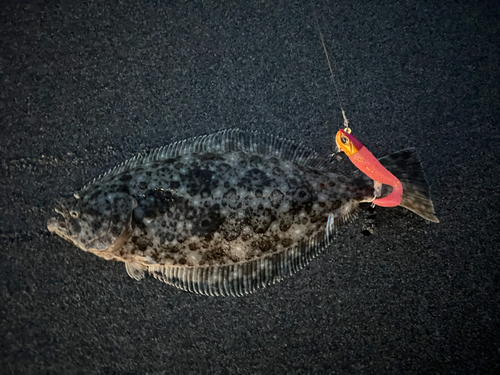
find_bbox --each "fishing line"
[310,1,350,134]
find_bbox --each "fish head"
[335,129,364,156]
[47,191,137,253]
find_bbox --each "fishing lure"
[313,4,403,207]
[335,127,403,207]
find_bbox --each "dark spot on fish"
[139,182,148,190]
[203,247,225,263]
[223,188,239,201]
[185,168,214,196]
[120,174,133,182]
[170,181,180,189]
[270,189,284,208]
[162,158,177,166]
[255,189,262,198]
[241,232,251,241]
[151,163,159,168]
[146,171,152,177]
[281,237,293,247]
[166,232,175,242]
[192,206,224,238]
[241,168,271,189]
[224,181,230,188]
[144,209,155,218]
[222,223,241,241]
[168,244,180,253]
[117,185,130,194]
[90,189,102,200]
[252,238,273,253]
[273,167,283,175]
[279,218,292,232]
[327,200,340,210]
[249,155,262,165]
[252,209,275,234]
[199,152,225,161]
[133,236,153,252]
[291,187,313,209]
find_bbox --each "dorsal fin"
[81,129,334,192]
[147,221,336,297]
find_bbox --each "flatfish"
[47,129,438,296]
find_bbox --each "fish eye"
[70,210,80,218]
[341,136,349,145]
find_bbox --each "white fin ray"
[125,262,146,280]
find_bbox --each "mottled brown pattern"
[47,130,437,294]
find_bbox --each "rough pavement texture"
[1,0,499,373]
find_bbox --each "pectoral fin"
[125,262,146,280]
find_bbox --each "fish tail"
[378,148,439,223]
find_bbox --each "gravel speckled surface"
[1,0,499,373]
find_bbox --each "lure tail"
[378,148,439,223]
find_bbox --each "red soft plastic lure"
[335,128,403,207]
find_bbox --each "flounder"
[47,129,438,296]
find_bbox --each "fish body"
[47,129,438,296]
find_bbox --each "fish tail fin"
[379,148,440,223]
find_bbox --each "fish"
[47,129,439,296]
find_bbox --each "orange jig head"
[335,129,403,207]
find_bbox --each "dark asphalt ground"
[1,0,499,373]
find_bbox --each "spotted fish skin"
[47,129,437,296]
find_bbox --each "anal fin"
[147,228,334,297]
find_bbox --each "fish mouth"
[47,201,70,234]
[47,208,72,240]
[47,216,66,234]
[47,215,80,248]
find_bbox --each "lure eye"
[340,135,349,145]
[70,210,79,218]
